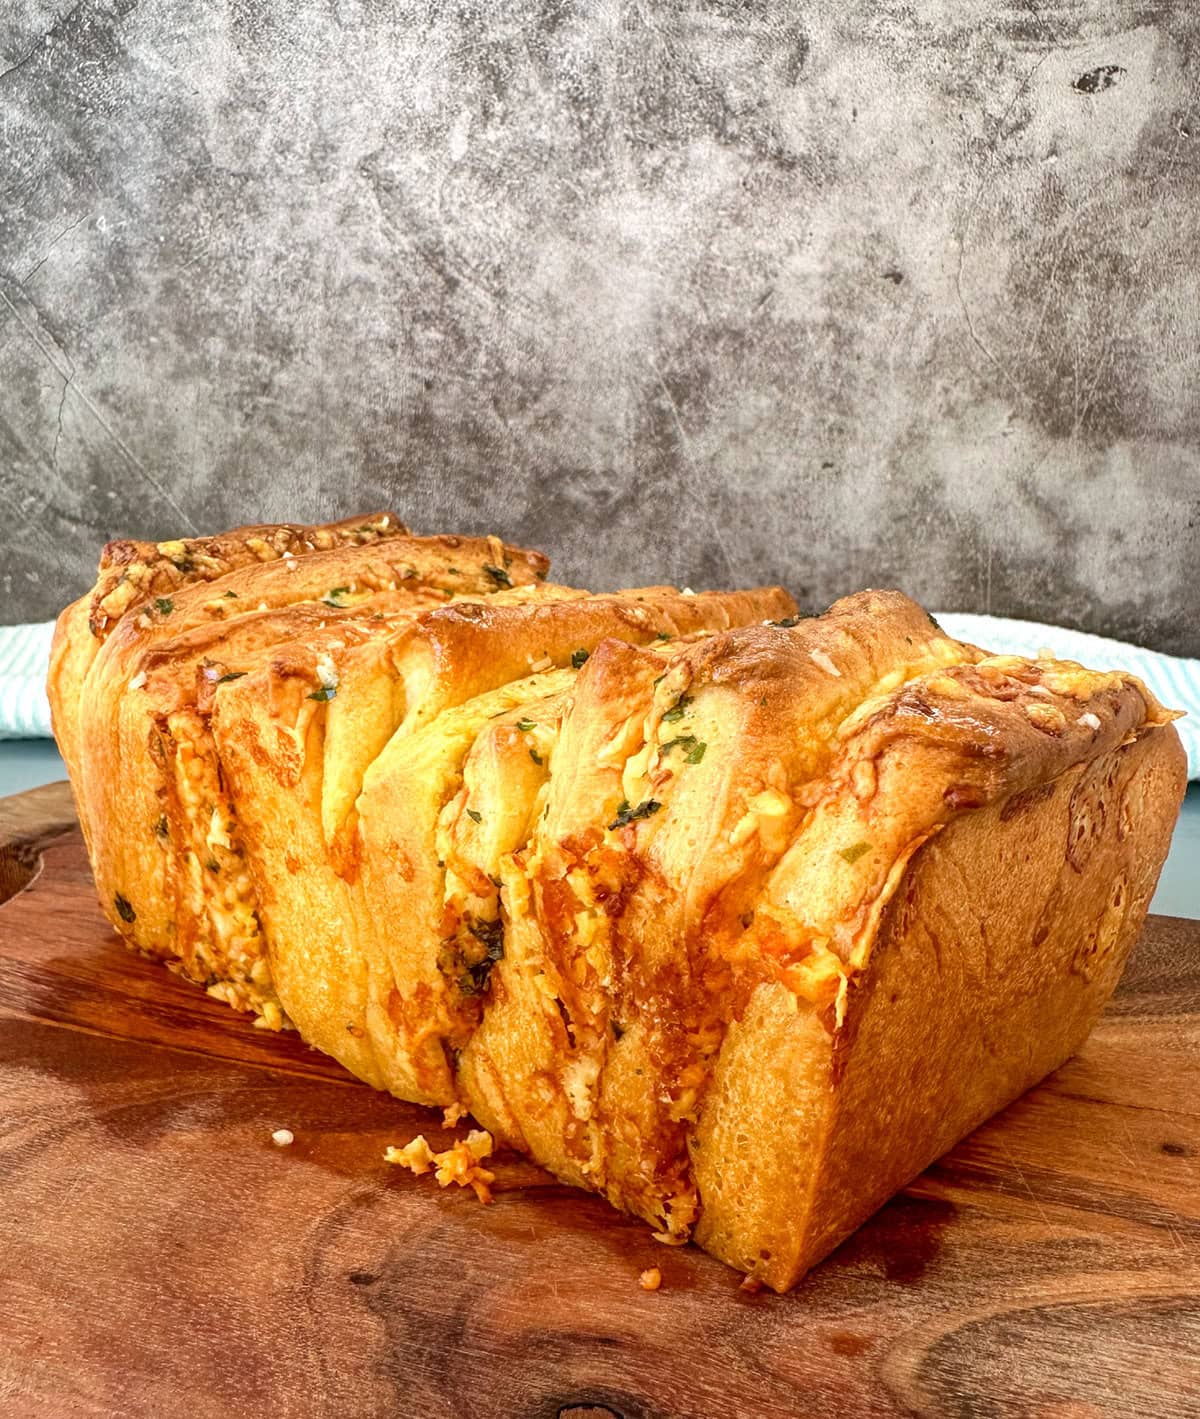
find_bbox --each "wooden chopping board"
[0,783,1197,1419]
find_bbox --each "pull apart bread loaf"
[49,517,1186,1292]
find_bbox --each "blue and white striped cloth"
[0,621,55,740]
[0,613,1196,777]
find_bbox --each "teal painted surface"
[1,742,1195,920]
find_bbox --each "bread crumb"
[639,1267,662,1291]
[271,1128,294,1147]
[386,1129,496,1204]
[442,1102,467,1127]
[739,1275,763,1294]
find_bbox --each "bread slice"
[212,585,796,1091]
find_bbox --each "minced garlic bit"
[128,670,147,691]
[1079,711,1102,731]
[810,647,841,677]
[529,655,553,673]
[271,1128,294,1147]
[315,651,339,691]
[639,1267,662,1292]
[385,1129,496,1204]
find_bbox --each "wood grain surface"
[0,783,1197,1419]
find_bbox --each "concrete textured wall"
[1,1,1197,651]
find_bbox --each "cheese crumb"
[639,1267,662,1291]
[271,1128,294,1147]
[1079,711,1102,731]
[385,1129,496,1204]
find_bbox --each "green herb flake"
[154,597,174,616]
[466,808,482,824]
[662,694,692,723]
[839,841,872,865]
[307,686,337,702]
[322,586,349,608]
[516,719,537,732]
[686,740,707,764]
[570,648,590,670]
[483,563,512,588]
[222,589,238,599]
[205,858,221,874]
[529,748,543,766]
[113,893,137,923]
[655,632,671,642]
[217,671,246,684]
[608,798,662,831]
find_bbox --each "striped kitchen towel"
[0,613,1196,776]
[0,621,55,740]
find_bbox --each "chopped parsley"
[322,586,349,608]
[217,671,246,684]
[223,589,238,599]
[608,798,662,830]
[516,719,536,732]
[483,563,512,588]
[154,815,169,840]
[154,597,174,616]
[307,686,337,702]
[466,808,482,824]
[839,841,872,865]
[571,648,590,670]
[529,748,543,765]
[660,734,706,764]
[662,694,692,723]
[113,893,136,923]
[655,632,671,642]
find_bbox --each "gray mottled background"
[1,1,1198,651]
